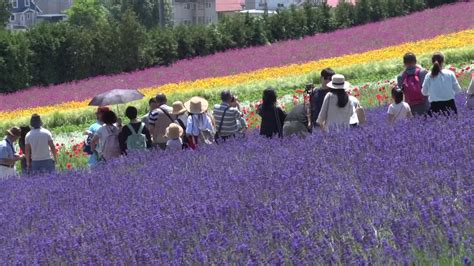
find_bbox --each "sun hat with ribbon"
[184,97,209,114]
[327,74,351,90]
[165,123,183,140]
[6,127,21,138]
[171,101,187,115]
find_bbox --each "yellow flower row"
[1,29,473,122]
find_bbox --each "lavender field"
[1,2,473,111]
[1,95,473,264]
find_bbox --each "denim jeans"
[31,159,55,174]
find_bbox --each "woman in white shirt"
[317,74,354,133]
[184,97,215,149]
[387,88,413,123]
[422,52,461,115]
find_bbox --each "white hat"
[327,74,351,90]
[184,97,209,114]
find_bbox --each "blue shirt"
[0,138,15,161]
[87,122,102,165]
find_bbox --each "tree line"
[0,0,458,93]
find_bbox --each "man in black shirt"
[119,106,153,155]
[309,68,335,128]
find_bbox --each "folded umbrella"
[88,89,144,106]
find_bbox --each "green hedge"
[0,0,458,93]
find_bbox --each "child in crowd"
[466,76,474,110]
[165,123,184,151]
[388,88,413,123]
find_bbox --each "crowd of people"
[1,52,473,179]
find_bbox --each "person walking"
[142,98,158,128]
[119,106,152,155]
[91,110,121,162]
[258,88,287,138]
[148,93,174,150]
[387,88,413,123]
[422,52,461,116]
[316,74,354,133]
[0,127,23,179]
[185,97,215,149]
[213,90,243,142]
[309,68,336,128]
[19,126,30,174]
[84,107,109,167]
[466,76,474,110]
[397,52,429,116]
[25,114,57,174]
[171,101,189,149]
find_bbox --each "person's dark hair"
[403,52,417,65]
[392,88,404,104]
[155,93,167,105]
[321,68,335,80]
[262,88,277,109]
[149,97,157,105]
[220,90,232,102]
[125,106,138,120]
[431,52,445,77]
[330,89,349,108]
[102,110,118,125]
[19,126,30,150]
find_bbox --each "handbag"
[466,94,474,110]
[356,106,366,125]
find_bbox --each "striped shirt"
[213,103,241,137]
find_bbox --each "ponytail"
[431,52,445,77]
[331,89,349,108]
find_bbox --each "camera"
[305,83,314,94]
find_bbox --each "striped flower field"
[0,2,473,119]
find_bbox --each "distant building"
[216,0,244,18]
[7,0,42,29]
[7,0,72,29]
[172,0,218,25]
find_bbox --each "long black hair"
[330,89,349,108]
[431,52,445,77]
[262,88,277,110]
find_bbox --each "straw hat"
[327,74,351,90]
[165,123,183,139]
[184,97,209,114]
[171,101,187,115]
[6,127,21,138]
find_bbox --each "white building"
[7,0,42,29]
[172,0,218,25]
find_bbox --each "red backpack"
[402,67,425,106]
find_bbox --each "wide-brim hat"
[327,74,351,90]
[165,123,183,139]
[184,97,209,114]
[171,101,187,115]
[6,126,21,138]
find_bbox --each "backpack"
[126,123,147,151]
[402,68,425,106]
[100,126,121,161]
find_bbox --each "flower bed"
[1,101,473,264]
[1,1,473,111]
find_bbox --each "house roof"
[216,0,244,12]
[327,0,355,7]
[11,0,42,14]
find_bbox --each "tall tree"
[0,0,10,28]
[66,0,108,28]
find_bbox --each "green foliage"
[0,31,31,91]
[0,0,462,93]
[67,0,108,28]
[0,0,9,28]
